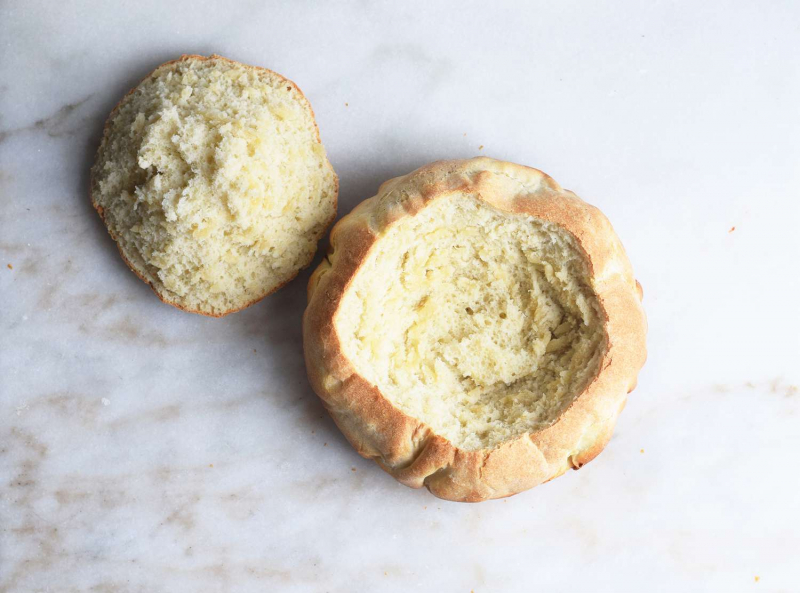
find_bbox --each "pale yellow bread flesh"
[91,54,338,316]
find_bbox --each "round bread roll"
[304,158,646,501]
[91,55,338,316]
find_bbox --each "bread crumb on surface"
[754,576,760,582]
[6,263,11,269]
[478,145,484,150]
[351,467,357,472]
[640,449,644,453]
[729,226,736,233]
[91,55,337,316]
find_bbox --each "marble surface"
[1,1,799,591]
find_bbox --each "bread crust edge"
[303,157,646,501]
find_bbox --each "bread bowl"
[91,54,337,316]
[304,157,646,501]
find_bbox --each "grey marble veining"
[2,1,799,591]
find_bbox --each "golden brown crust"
[90,54,338,318]
[303,157,647,501]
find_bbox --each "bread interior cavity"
[336,194,606,450]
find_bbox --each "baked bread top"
[304,158,646,501]
[91,55,338,316]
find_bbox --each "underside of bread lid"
[91,54,338,316]
[304,157,646,501]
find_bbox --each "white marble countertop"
[2,1,799,591]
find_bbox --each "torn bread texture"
[304,158,646,501]
[91,54,338,316]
